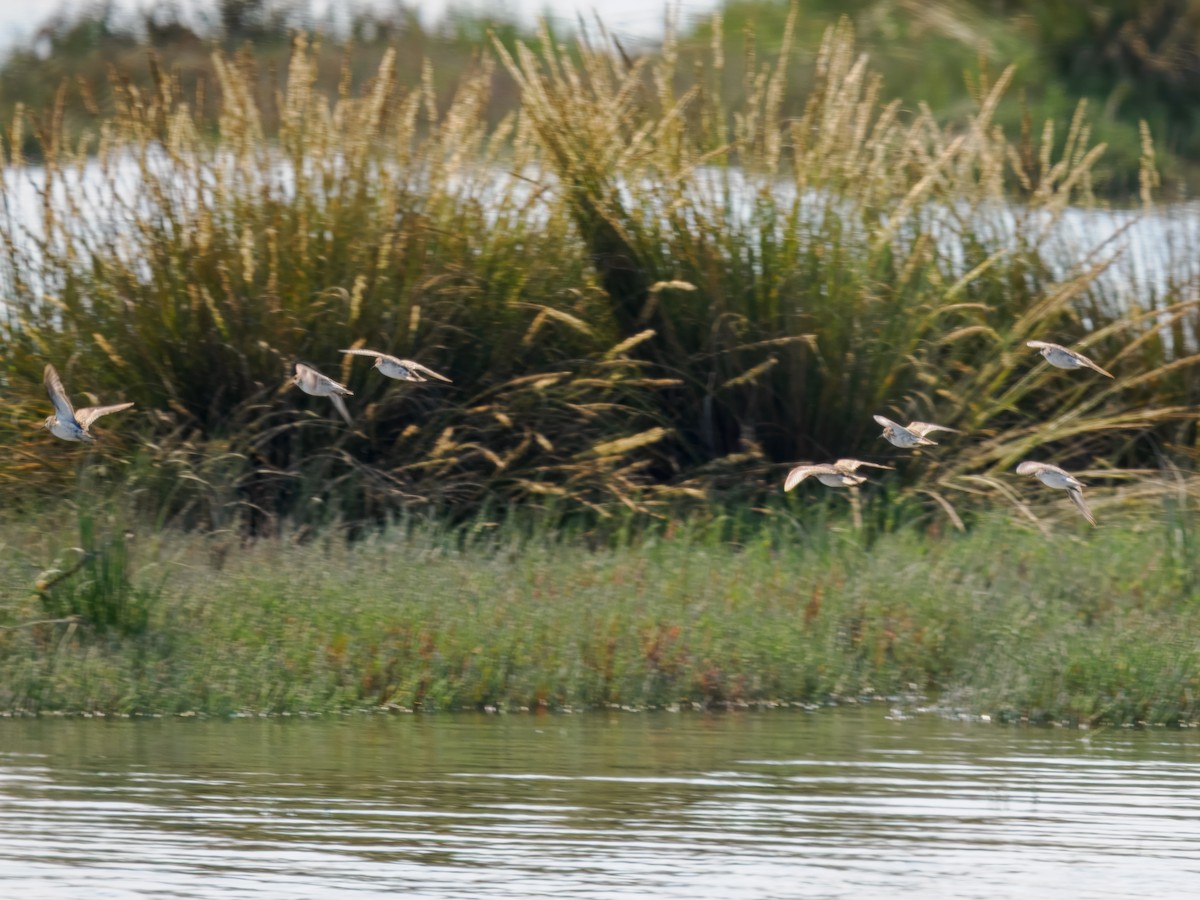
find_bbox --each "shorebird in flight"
[292,362,353,426]
[1016,460,1097,526]
[339,349,452,383]
[784,459,892,491]
[873,415,959,449]
[1026,341,1113,378]
[41,364,134,442]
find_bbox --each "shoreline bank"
[2,512,1196,726]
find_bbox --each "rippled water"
[2,709,1199,897]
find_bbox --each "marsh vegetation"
[1,16,1197,526]
[0,8,1198,721]
[1,507,1198,724]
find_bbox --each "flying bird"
[1026,341,1113,378]
[1016,460,1097,526]
[41,364,134,442]
[873,415,959,449]
[338,349,452,383]
[292,362,353,426]
[784,459,892,491]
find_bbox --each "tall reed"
[496,15,1200,515]
[0,14,1196,529]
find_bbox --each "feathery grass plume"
[0,36,678,526]
[496,10,1200,523]
[0,13,1197,531]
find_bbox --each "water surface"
[2,709,1199,897]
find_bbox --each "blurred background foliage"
[6,0,1200,194]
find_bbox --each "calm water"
[2,709,1199,898]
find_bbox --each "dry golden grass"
[0,15,1196,530]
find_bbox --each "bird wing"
[834,459,893,472]
[403,360,453,383]
[293,362,318,388]
[907,421,959,437]
[1067,487,1097,526]
[75,402,134,429]
[1038,462,1080,483]
[1028,340,1114,377]
[784,464,836,491]
[297,363,351,394]
[339,348,391,361]
[1071,351,1114,378]
[329,393,353,426]
[872,414,900,428]
[1018,460,1084,489]
[43,364,76,420]
[1016,460,1051,476]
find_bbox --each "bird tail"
[1067,487,1097,527]
[330,393,353,427]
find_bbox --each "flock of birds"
[785,339,1113,526]
[39,339,1109,526]
[290,350,452,427]
[39,348,450,437]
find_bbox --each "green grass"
[1,508,1197,725]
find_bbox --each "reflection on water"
[2,709,1199,897]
